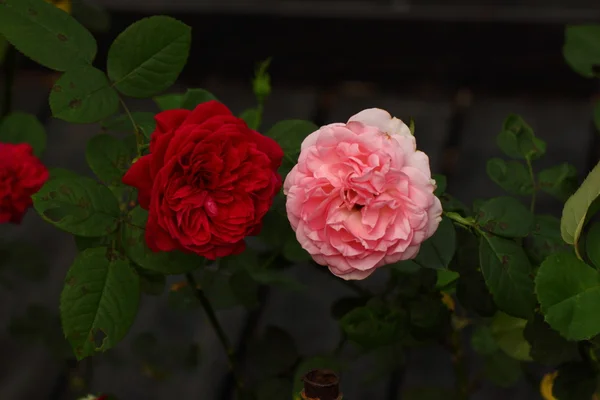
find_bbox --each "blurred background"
[1,0,600,399]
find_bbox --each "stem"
[1,45,16,118]
[184,273,244,392]
[444,211,476,229]
[118,97,143,157]
[526,158,536,213]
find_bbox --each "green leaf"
[102,111,156,139]
[282,235,312,263]
[340,304,407,350]
[479,235,535,319]
[486,158,534,196]
[153,93,183,111]
[539,163,579,202]
[85,134,131,187]
[408,294,448,335]
[49,65,119,123]
[107,16,191,98]
[552,362,598,400]
[523,313,578,366]
[32,176,120,237]
[586,222,600,269]
[561,161,600,249]
[414,217,456,270]
[61,247,140,360]
[563,25,600,78]
[331,297,369,320]
[266,120,318,173]
[0,0,96,71]
[497,115,546,160]
[122,207,204,274]
[71,0,111,33]
[471,325,498,356]
[436,269,459,289]
[137,268,166,296]
[476,196,533,238]
[0,34,8,65]
[432,174,446,196]
[180,88,218,110]
[0,112,46,156]
[240,108,261,130]
[490,312,532,361]
[526,215,572,265]
[74,234,112,252]
[292,356,341,398]
[247,326,298,378]
[483,351,522,387]
[456,271,497,317]
[390,260,421,274]
[535,252,600,340]
[48,167,79,180]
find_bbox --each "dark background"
[1,0,600,399]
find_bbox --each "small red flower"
[0,143,48,224]
[122,101,284,259]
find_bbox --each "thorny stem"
[1,45,16,118]
[185,272,244,393]
[526,158,536,213]
[118,97,143,157]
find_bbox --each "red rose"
[122,101,284,259]
[0,143,48,224]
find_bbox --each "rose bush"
[284,108,442,280]
[122,100,284,259]
[0,142,48,224]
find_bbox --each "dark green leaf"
[180,88,218,110]
[563,25,600,78]
[526,215,571,265]
[490,312,532,361]
[0,112,46,156]
[483,351,522,387]
[48,167,79,180]
[73,234,112,252]
[432,174,446,196]
[71,0,111,33]
[153,93,183,111]
[449,229,480,274]
[107,16,191,98]
[390,260,421,274]
[122,207,203,274]
[137,268,166,296]
[240,108,261,130]
[85,134,131,187]
[497,115,546,160]
[414,217,456,270]
[471,326,498,356]
[0,0,96,71]
[32,176,120,237]
[408,294,448,334]
[486,158,533,196]
[266,120,318,174]
[479,235,535,319]
[340,304,407,350]
[440,194,469,216]
[61,247,140,360]
[476,196,533,238]
[0,35,8,65]
[331,297,369,320]
[436,269,459,289]
[456,271,497,317]
[102,112,156,140]
[535,252,600,340]
[552,362,598,400]
[539,163,579,202]
[292,356,342,398]
[282,235,312,263]
[247,326,298,378]
[49,65,119,123]
[524,313,578,366]
[586,222,600,269]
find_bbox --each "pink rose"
[284,108,443,280]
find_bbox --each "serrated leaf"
[524,313,578,366]
[486,158,533,196]
[476,196,533,238]
[561,161,600,249]
[497,115,546,161]
[539,163,579,202]
[0,0,96,71]
[85,134,131,186]
[107,16,191,98]
[586,222,600,269]
[479,235,535,319]
[414,217,456,270]
[526,215,571,265]
[122,207,203,274]
[61,247,140,360]
[563,25,600,78]
[535,252,600,340]
[70,0,111,33]
[0,112,46,156]
[180,88,218,110]
[102,112,156,140]
[50,65,119,123]
[490,312,532,361]
[32,176,120,237]
[153,93,183,111]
